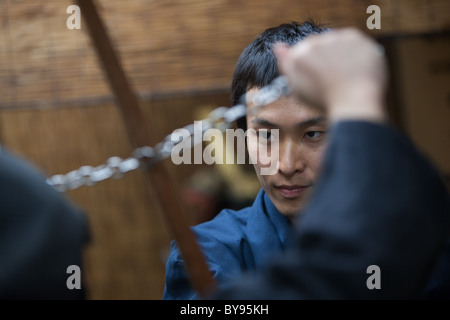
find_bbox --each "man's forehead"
[246,86,301,108]
[250,114,326,128]
[246,90,321,117]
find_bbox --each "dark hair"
[231,20,330,130]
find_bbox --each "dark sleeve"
[214,121,450,299]
[163,224,247,300]
[0,148,90,299]
[163,241,200,300]
[422,237,450,299]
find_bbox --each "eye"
[304,131,325,140]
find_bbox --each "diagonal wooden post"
[75,0,216,298]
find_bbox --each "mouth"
[274,185,311,199]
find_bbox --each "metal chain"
[46,76,290,192]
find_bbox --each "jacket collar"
[262,189,293,247]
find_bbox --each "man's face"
[246,87,328,221]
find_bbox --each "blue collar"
[244,189,293,268]
[261,189,293,248]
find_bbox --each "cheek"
[252,163,272,191]
[248,137,274,185]
[305,144,327,172]
[247,134,278,169]
[246,134,260,167]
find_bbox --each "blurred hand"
[275,28,388,123]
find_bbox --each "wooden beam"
[75,0,216,298]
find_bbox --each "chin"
[276,203,303,221]
[282,210,300,221]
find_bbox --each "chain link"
[46,76,290,192]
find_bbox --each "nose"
[277,139,305,177]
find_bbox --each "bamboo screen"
[0,0,448,299]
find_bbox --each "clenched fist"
[275,28,388,124]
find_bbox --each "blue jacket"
[164,121,450,300]
[163,188,292,299]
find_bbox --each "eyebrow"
[250,116,327,128]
